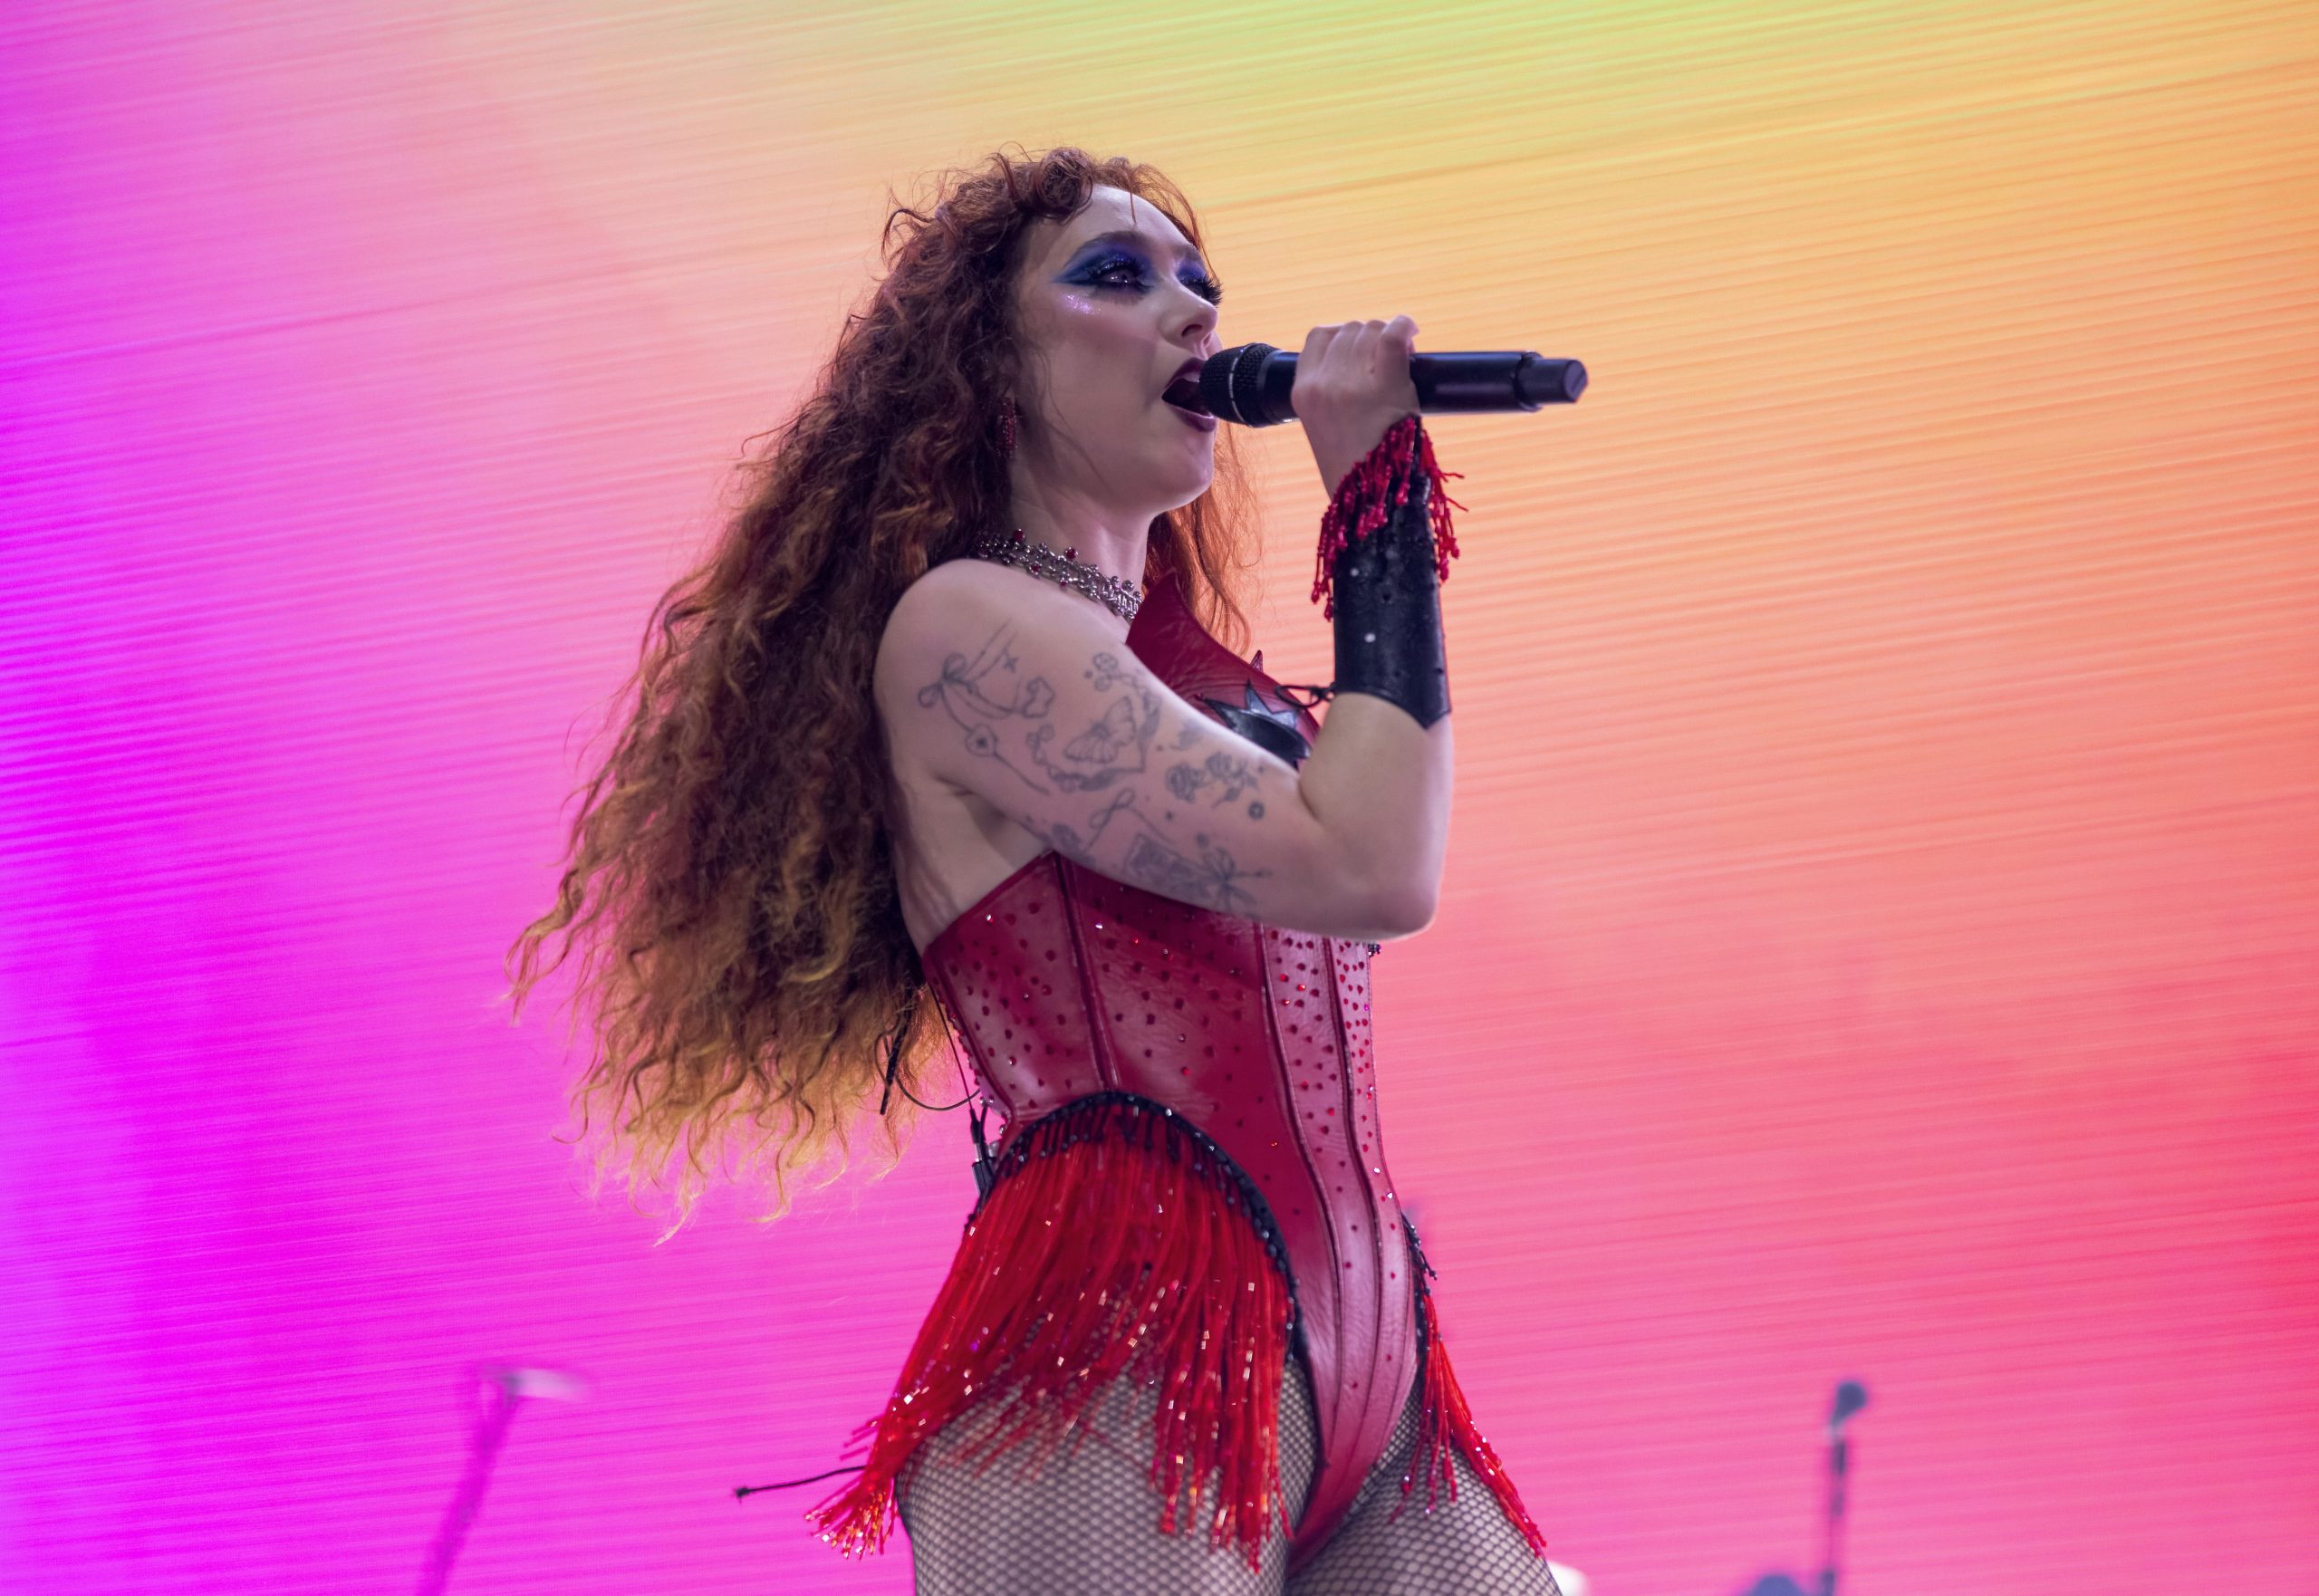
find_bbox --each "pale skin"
[873,184,1453,953]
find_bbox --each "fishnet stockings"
[896,1350,1562,1595]
[1289,1366,1564,1596]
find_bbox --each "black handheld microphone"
[1187,343,1588,428]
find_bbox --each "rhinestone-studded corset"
[915,572,1420,1551]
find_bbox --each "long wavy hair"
[505,147,1259,1222]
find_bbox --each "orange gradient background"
[4,3,2314,1591]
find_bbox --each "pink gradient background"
[4,4,2314,1592]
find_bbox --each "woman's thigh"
[1285,1392,1564,1596]
[898,1352,1320,1596]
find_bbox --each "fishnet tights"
[896,1351,1563,1595]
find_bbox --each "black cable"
[876,985,919,1114]
[878,981,977,1113]
[738,991,986,1505]
[735,1463,865,1500]
[1273,679,1338,710]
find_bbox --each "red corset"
[813,572,1542,1572]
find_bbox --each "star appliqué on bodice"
[1201,680,1311,765]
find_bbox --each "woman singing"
[508,146,1563,1594]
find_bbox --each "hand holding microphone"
[1253,316,1584,726]
[1294,316,1429,494]
[1288,313,1459,731]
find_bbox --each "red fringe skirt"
[1401,1227,1549,1555]
[811,1092,1544,1570]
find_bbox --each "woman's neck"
[1006,473,1151,594]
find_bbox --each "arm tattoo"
[914,620,1275,912]
[1166,750,1265,809]
[1123,832,1265,914]
[919,629,1160,793]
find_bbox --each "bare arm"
[876,559,1450,942]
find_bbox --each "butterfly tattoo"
[924,631,1156,793]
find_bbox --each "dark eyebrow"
[1068,228,1208,274]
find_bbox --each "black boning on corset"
[970,1089,1305,1337]
[1328,427,1451,729]
[1400,1211,1442,1361]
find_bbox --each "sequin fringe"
[1395,1252,1551,1556]
[811,1093,1299,1571]
[1311,413,1467,620]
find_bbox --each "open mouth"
[1161,377,1211,414]
[1162,374,1211,416]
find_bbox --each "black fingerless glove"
[1309,415,1464,728]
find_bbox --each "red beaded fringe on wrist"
[1312,412,1468,620]
[810,1095,1298,1572]
[1398,1269,1551,1556]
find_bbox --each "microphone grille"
[1198,342,1282,427]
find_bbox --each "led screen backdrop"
[4,3,2314,1591]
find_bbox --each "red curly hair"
[505,147,1259,1220]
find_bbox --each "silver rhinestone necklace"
[967,529,1143,622]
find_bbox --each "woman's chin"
[1158,448,1215,499]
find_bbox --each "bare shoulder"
[875,558,1021,689]
[872,558,1111,782]
[873,559,1041,745]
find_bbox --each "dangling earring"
[998,394,1017,462]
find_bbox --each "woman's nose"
[1170,283,1217,324]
